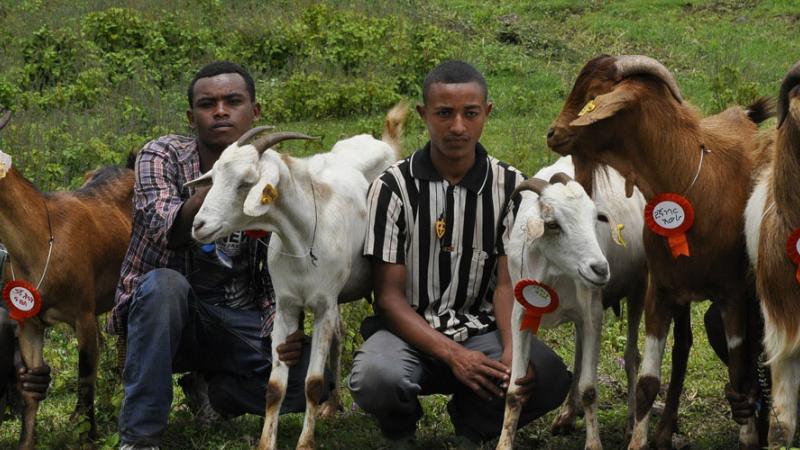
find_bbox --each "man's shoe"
[178,372,223,424]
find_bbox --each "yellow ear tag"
[612,223,626,247]
[435,219,446,239]
[578,99,597,117]
[260,184,279,205]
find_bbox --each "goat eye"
[597,213,609,223]
[545,221,561,232]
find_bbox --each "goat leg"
[74,310,99,441]
[579,292,603,450]
[624,284,645,438]
[317,306,342,418]
[496,304,532,450]
[720,297,761,450]
[550,321,583,435]
[16,320,45,450]
[297,301,338,450]
[653,304,692,450]
[258,302,299,450]
[628,284,672,450]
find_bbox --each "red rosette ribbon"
[645,193,695,259]
[513,279,560,334]
[244,230,269,240]
[786,228,800,285]
[2,280,42,327]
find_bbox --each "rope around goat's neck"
[8,201,55,290]
[258,179,318,266]
[681,144,711,195]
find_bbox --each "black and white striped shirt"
[365,142,525,342]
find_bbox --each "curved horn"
[549,172,573,185]
[614,55,683,103]
[512,178,549,199]
[0,110,10,132]
[778,60,800,128]
[239,128,320,155]
[236,125,275,146]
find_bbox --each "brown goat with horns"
[547,55,772,450]
[0,110,134,449]
[745,60,800,449]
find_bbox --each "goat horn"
[512,178,549,199]
[614,55,683,103]
[0,110,10,132]
[778,60,800,128]
[549,172,573,185]
[236,125,275,146]
[241,129,319,155]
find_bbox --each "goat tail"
[762,302,800,366]
[382,101,410,159]
[746,96,777,125]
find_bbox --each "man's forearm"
[167,188,208,249]
[380,296,463,365]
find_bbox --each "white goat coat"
[498,156,647,450]
[191,132,399,450]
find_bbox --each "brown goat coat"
[0,165,133,449]
[548,55,766,449]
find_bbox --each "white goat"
[188,103,407,450]
[498,156,647,450]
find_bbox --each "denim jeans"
[119,268,330,446]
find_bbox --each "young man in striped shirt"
[348,60,571,447]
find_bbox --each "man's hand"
[448,346,510,401]
[500,350,537,404]
[17,364,51,401]
[725,382,755,425]
[276,329,305,366]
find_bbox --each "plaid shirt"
[108,134,275,336]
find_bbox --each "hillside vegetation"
[0,1,798,449]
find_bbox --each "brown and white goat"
[0,110,134,449]
[547,55,772,450]
[744,60,800,449]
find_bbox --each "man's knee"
[130,268,190,318]
[528,339,572,412]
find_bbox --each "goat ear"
[524,216,545,243]
[569,89,637,127]
[185,169,213,189]
[243,181,274,217]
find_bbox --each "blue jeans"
[119,268,330,446]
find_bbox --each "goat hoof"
[550,414,577,435]
[317,399,341,418]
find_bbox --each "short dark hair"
[187,61,256,108]
[422,60,488,104]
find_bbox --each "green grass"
[0,0,797,448]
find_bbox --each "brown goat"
[744,60,800,449]
[0,110,134,449]
[546,55,772,450]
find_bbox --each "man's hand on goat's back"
[448,346,510,401]
[17,364,51,401]
[276,329,306,366]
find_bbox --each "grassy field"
[0,0,798,449]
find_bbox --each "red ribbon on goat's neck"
[513,280,560,334]
[645,193,695,259]
[244,230,269,240]
[2,280,42,328]
[787,228,800,285]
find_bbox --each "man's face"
[417,81,492,162]
[187,73,261,153]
